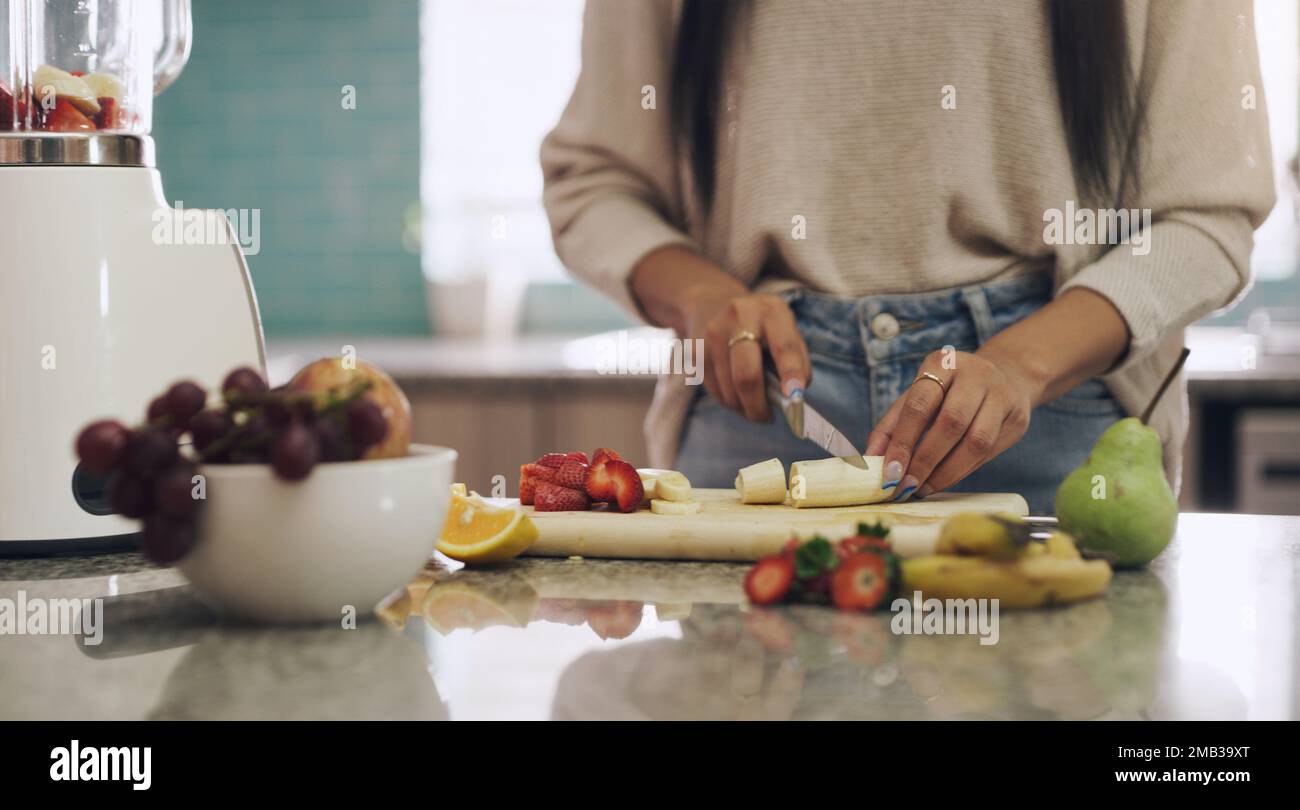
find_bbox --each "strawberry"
[584,600,643,640]
[564,450,589,465]
[519,462,558,505]
[555,457,589,491]
[591,447,621,466]
[44,98,95,131]
[584,459,616,502]
[838,535,890,559]
[535,452,567,469]
[534,480,591,512]
[831,552,891,611]
[744,555,795,606]
[781,537,800,558]
[602,460,644,513]
[93,96,121,130]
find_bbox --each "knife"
[765,371,868,469]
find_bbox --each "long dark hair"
[671,0,1141,211]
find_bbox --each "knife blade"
[765,371,867,468]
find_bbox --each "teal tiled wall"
[153,0,429,337]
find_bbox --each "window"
[419,0,584,287]
[1250,0,1298,281]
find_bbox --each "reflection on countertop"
[1,513,1296,720]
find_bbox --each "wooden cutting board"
[511,488,1028,562]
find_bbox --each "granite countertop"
[1,512,1297,720]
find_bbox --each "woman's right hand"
[631,246,810,423]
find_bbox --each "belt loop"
[961,285,997,346]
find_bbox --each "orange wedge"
[436,493,538,564]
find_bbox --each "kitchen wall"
[153,0,428,337]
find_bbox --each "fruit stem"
[1140,347,1190,424]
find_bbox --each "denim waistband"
[783,273,1053,366]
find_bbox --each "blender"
[1,0,266,552]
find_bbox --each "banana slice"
[450,482,467,497]
[655,471,693,502]
[31,65,100,114]
[735,458,787,504]
[82,72,125,101]
[650,498,701,515]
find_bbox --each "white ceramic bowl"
[178,444,456,623]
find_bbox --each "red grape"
[189,409,232,451]
[270,423,319,480]
[123,429,178,477]
[109,473,153,518]
[222,366,268,397]
[146,396,167,424]
[140,515,198,565]
[75,419,129,473]
[346,398,388,450]
[163,381,206,427]
[154,463,201,519]
[313,418,348,462]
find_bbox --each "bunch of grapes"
[74,366,389,565]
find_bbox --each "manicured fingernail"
[915,484,933,499]
[782,379,804,398]
[882,461,903,489]
[892,475,919,502]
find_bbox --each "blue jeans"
[675,274,1123,515]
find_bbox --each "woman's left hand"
[864,349,1042,501]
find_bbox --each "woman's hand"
[864,287,1130,500]
[631,246,810,422]
[865,350,1040,501]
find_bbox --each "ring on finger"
[912,371,948,395]
[728,330,759,350]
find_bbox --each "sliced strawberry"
[93,96,121,130]
[519,462,558,505]
[831,553,891,611]
[555,457,589,491]
[591,447,621,466]
[565,451,589,465]
[744,555,795,606]
[534,480,591,512]
[584,459,617,502]
[535,452,567,469]
[44,98,95,131]
[603,460,644,513]
[781,537,800,558]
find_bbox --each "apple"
[287,358,411,459]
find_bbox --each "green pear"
[1055,417,1176,568]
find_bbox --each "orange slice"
[436,493,538,564]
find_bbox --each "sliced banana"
[450,482,467,497]
[82,72,125,101]
[31,65,100,114]
[789,455,892,508]
[655,471,693,502]
[735,457,787,504]
[650,498,701,515]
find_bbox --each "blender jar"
[1,0,190,134]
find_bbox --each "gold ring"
[913,371,947,394]
[727,330,759,349]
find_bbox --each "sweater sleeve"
[1058,0,1277,370]
[540,0,698,321]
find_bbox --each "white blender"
[1,0,266,552]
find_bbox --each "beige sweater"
[541,0,1275,489]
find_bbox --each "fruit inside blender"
[1,64,134,132]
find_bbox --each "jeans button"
[870,312,900,341]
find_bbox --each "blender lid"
[0,133,155,167]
